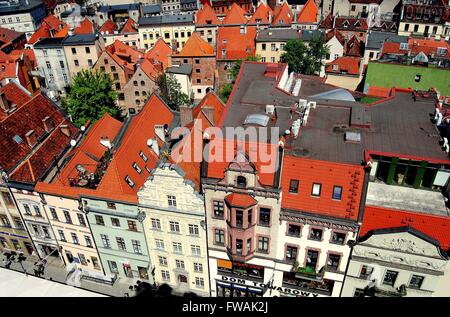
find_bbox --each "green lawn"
[357,96,381,104]
[365,62,450,96]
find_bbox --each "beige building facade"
[138,164,210,296]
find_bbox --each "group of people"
[33,259,47,277]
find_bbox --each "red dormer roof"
[28,15,69,45]
[0,51,19,81]
[217,26,257,60]
[360,205,450,250]
[120,18,138,34]
[140,59,162,81]
[334,17,369,31]
[144,38,172,70]
[325,29,345,46]
[248,2,272,24]
[272,2,294,26]
[192,91,226,125]
[319,13,334,29]
[326,56,361,75]
[74,18,95,35]
[99,20,118,34]
[225,193,258,208]
[222,2,248,25]
[106,40,142,71]
[281,156,364,221]
[297,0,318,23]
[174,32,215,57]
[196,2,220,26]
[408,38,450,59]
[381,42,408,56]
[0,82,78,184]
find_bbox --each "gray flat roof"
[366,31,408,50]
[166,64,192,75]
[0,0,43,15]
[98,4,139,12]
[221,62,450,165]
[142,4,161,14]
[34,37,65,48]
[62,34,97,45]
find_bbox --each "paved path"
[0,253,144,297]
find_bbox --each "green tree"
[219,83,233,103]
[280,36,329,75]
[62,69,119,127]
[156,73,190,111]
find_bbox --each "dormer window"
[132,162,142,174]
[125,175,135,188]
[400,42,408,50]
[236,176,247,188]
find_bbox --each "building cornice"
[280,209,359,232]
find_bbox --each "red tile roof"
[408,38,450,59]
[193,91,226,125]
[325,56,361,75]
[205,137,278,187]
[0,82,78,184]
[11,49,36,69]
[381,42,408,56]
[346,36,363,57]
[248,3,272,24]
[325,29,345,46]
[97,94,174,200]
[272,2,294,26]
[0,27,24,51]
[367,86,391,98]
[222,3,248,25]
[195,2,220,26]
[99,20,118,34]
[225,192,258,208]
[120,18,138,34]
[281,156,364,221]
[140,59,162,81]
[319,13,334,29]
[0,51,19,81]
[297,0,318,23]
[28,15,69,45]
[74,18,95,35]
[174,32,215,57]
[217,26,257,60]
[334,17,369,31]
[360,205,450,250]
[105,40,143,71]
[144,38,172,70]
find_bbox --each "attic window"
[236,176,247,188]
[139,151,148,162]
[354,21,361,27]
[400,43,408,50]
[333,64,339,71]
[125,175,135,188]
[13,135,23,144]
[132,162,142,174]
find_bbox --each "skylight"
[244,114,270,127]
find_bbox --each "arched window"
[236,176,247,188]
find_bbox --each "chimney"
[147,138,159,156]
[154,125,165,142]
[100,136,112,148]
[202,107,215,125]
[60,125,71,137]
[0,91,10,112]
[180,104,194,127]
[25,130,37,147]
[42,116,55,132]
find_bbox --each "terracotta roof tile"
[281,156,364,221]
[28,15,68,45]
[248,3,272,24]
[174,32,214,57]
[272,2,294,26]
[105,40,143,71]
[217,26,257,60]
[0,82,78,184]
[144,38,172,70]
[325,56,361,75]
[297,0,318,23]
[360,205,450,250]
[195,2,220,25]
[120,18,138,34]
[193,91,225,125]
[74,18,95,35]
[222,3,248,25]
[99,20,118,34]
[225,192,258,208]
